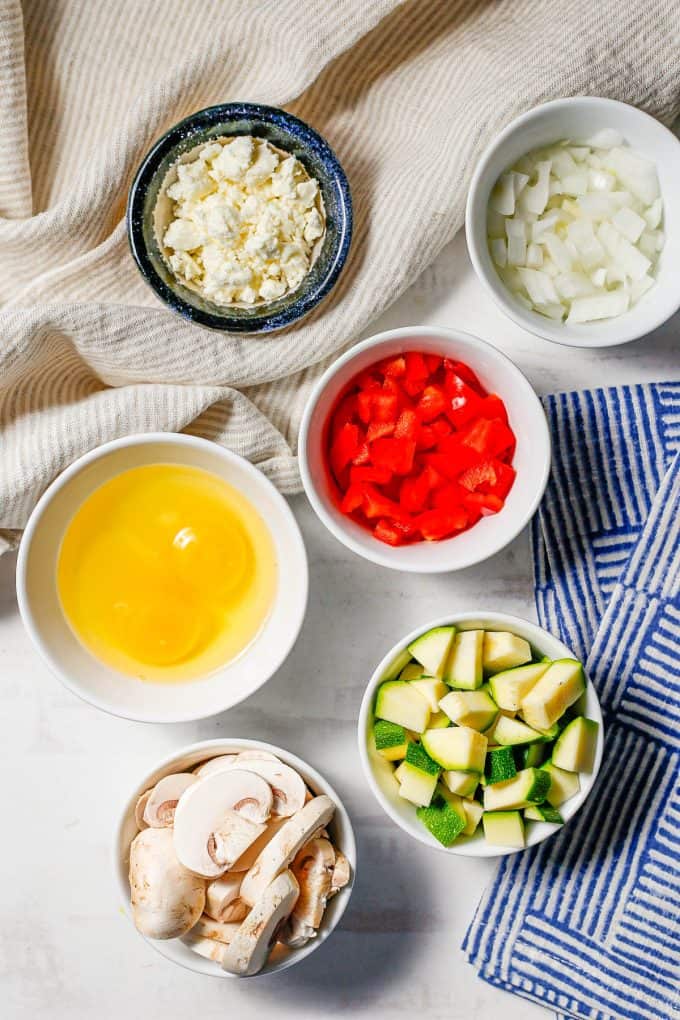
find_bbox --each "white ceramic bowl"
[299,326,550,572]
[466,96,680,348]
[358,611,604,857]
[16,434,308,723]
[113,738,356,977]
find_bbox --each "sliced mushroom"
[211,758,306,817]
[221,870,300,976]
[329,848,351,897]
[235,750,280,764]
[277,913,316,949]
[240,795,335,906]
[194,754,238,778]
[143,773,196,827]
[204,873,242,921]
[229,815,288,873]
[182,933,228,963]
[220,899,249,923]
[173,770,272,878]
[192,915,241,944]
[129,827,205,940]
[134,790,151,830]
[291,838,335,929]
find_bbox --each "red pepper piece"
[357,390,374,425]
[431,417,452,439]
[444,359,485,395]
[424,354,442,374]
[422,462,445,491]
[461,417,515,458]
[444,371,483,429]
[352,441,370,466]
[350,464,393,485]
[366,420,395,442]
[370,437,417,475]
[414,508,468,541]
[416,424,438,450]
[371,391,399,423]
[331,423,360,477]
[435,434,485,474]
[340,484,364,513]
[463,492,504,515]
[331,393,359,433]
[399,471,431,513]
[403,352,429,396]
[479,394,509,424]
[380,356,407,378]
[361,483,407,520]
[432,482,468,513]
[417,384,448,423]
[373,519,404,546]
[394,408,419,441]
[489,460,516,499]
[458,458,498,492]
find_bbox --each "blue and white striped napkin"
[463,382,680,1020]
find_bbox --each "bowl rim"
[298,325,551,572]
[112,737,357,978]
[15,432,309,723]
[465,95,680,348]
[357,610,604,857]
[127,101,353,334]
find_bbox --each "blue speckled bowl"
[127,103,352,334]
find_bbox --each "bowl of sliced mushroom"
[114,739,356,977]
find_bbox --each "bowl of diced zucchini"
[358,612,603,856]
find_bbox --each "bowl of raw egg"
[16,434,308,722]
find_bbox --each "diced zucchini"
[375,681,431,733]
[524,803,564,824]
[374,720,408,761]
[405,740,440,776]
[408,626,456,679]
[483,810,525,848]
[410,677,449,711]
[514,741,548,770]
[417,791,466,845]
[552,716,599,772]
[399,662,427,681]
[441,769,479,798]
[483,767,551,811]
[483,631,532,673]
[521,659,586,731]
[428,710,451,729]
[485,746,517,785]
[445,630,484,689]
[488,661,549,711]
[421,726,487,772]
[462,798,484,836]
[490,714,544,746]
[541,761,581,807]
[535,721,561,741]
[383,647,413,680]
[396,762,438,807]
[439,688,498,732]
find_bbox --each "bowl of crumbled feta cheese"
[127,103,352,333]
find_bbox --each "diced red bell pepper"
[489,460,516,499]
[435,434,485,475]
[352,441,370,465]
[357,390,374,425]
[350,464,393,485]
[463,492,504,515]
[361,483,407,521]
[372,391,399,423]
[394,408,419,441]
[403,352,429,396]
[331,423,360,477]
[431,417,452,439]
[432,483,468,513]
[373,517,416,546]
[380,355,407,378]
[444,372,483,429]
[422,462,446,491]
[399,471,431,513]
[416,424,438,451]
[356,370,381,392]
[458,458,499,492]
[479,394,509,424]
[445,359,484,395]
[425,354,442,374]
[366,420,395,442]
[414,507,468,541]
[371,437,417,475]
[417,384,448,423]
[331,392,359,433]
[340,484,364,513]
[461,417,515,458]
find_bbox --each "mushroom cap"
[134,790,151,830]
[229,815,288,873]
[221,870,300,976]
[129,827,206,940]
[143,773,196,827]
[194,754,238,778]
[204,873,242,921]
[235,750,280,764]
[330,848,351,896]
[227,759,307,817]
[291,838,335,929]
[240,795,335,906]
[173,770,272,878]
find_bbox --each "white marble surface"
[1,231,677,1019]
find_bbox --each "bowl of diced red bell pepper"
[299,326,551,572]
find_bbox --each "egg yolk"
[57,464,277,682]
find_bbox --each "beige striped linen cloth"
[2,0,679,553]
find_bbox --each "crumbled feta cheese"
[160,136,325,305]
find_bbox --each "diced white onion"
[486,134,663,323]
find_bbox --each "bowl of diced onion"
[465,96,680,347]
